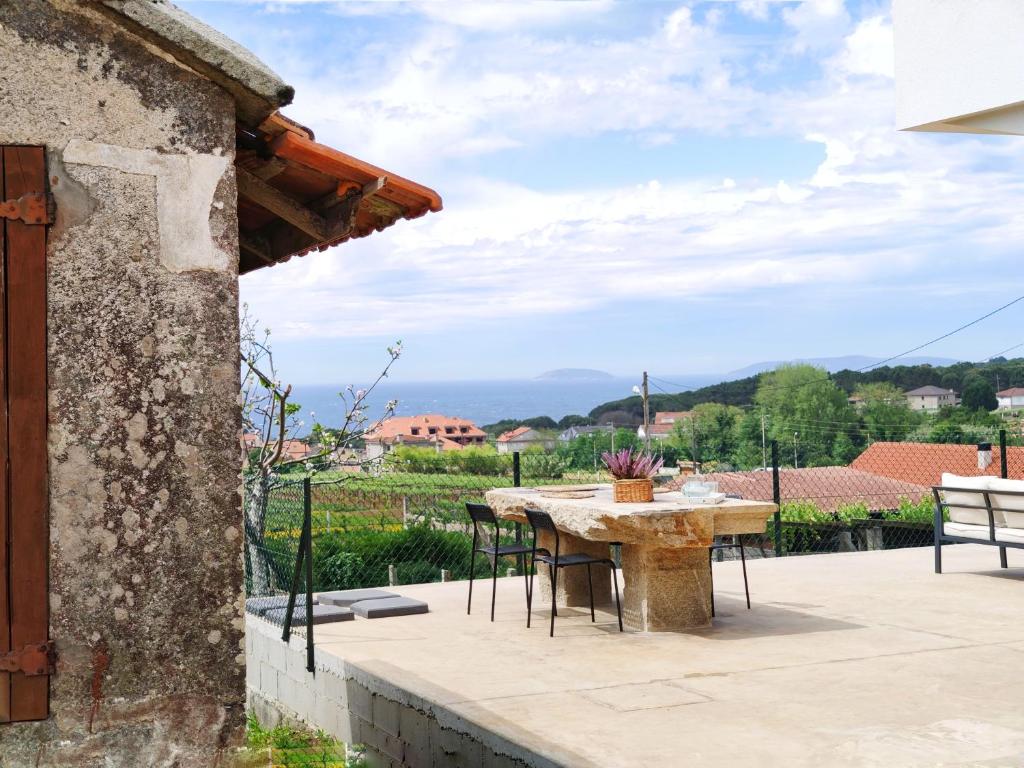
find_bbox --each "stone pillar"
[532,530,613,608]
[620,544,712,632]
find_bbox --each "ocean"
[288,378,650,433]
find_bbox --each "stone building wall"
[0,2,244,765]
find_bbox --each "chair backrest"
[524,506,559,540]
[465,502,497,530]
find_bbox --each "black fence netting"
[244,431,1024,611]
[243,452,605,621]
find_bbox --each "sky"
[182,0,1024,385]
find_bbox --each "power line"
[648,374,708,391]
[980,340,1024,362]
[859,294,1024,372]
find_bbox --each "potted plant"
[602,448,663,503]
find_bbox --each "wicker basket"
[612,478,654,503]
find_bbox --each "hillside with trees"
[588,358,1024,424]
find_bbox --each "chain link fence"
[245,432,1024,616]
[244,452,604,630]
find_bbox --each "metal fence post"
[771,440,783,556]
[1000,429,1008,479]
[513,452,524,575]
[303,477,315,673]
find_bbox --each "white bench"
[933,473,1024,573]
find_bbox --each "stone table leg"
[620,544,711,632]
[531,530,613,609]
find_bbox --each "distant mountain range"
[724,355,963,380]
[536,368,615,381]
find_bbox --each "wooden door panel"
[1,146,49,723]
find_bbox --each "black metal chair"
[524,507,623,637]
[466,502,547,622]
[709,535,750,617]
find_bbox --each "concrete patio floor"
[250,544,1024,767]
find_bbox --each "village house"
[558,424,614,443]
[904,385,960,411]
[0,2,440,765]
[997,387,1024,411]
[363,414,486,460]
[637,411,693,440]
[495,426,556,454]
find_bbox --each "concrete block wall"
[245,616,550,768]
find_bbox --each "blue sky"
[182,0,1024,384]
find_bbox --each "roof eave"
[97,0,293,127]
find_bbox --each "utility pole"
[793,431,799,469]
[642,371,651,453]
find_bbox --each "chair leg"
[490,550,499,622]
[709,547,715,618]
[934,540,942,574]
[467,550,475,615]
[739,537,750,610]
[611,562,623,632]
[587,563,596,622]
[548,564,557,616]
[527,561,535,628]
[550,566,558,637]
[1000,546,1008,569]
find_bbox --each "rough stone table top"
[485,485,776,548]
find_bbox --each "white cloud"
[239,0,1024,346]
[834,15,894,78]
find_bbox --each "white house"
[997,388,1024,411]
[638,411,693,440]
[495,426,554,454]
[905,385,959,412]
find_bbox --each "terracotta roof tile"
[670,466,930,513]
[364,414,486,444]
[497,426,533,442]
[851,441,1024,486]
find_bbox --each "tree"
[755,364,855,466]
[557,414,593,429]
[961,375,997,412]
[854,382,920,442]
[240,307,400,594]
[669,403,742,465]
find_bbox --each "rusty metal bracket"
[0,192,53,225]
[0,642,55,676]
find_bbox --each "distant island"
[536,368,614,381]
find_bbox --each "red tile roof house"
[851,441,1024,486]
[997,387,1024,411]
[363,414,487,460]
[670,466,930,514]
[495,426,555,454]
[638,411,694,440]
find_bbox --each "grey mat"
[351,597,429,619]
[246,595,316,616]
[318,588,399,607]
[263,605,354,626]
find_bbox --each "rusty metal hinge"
[0,642,55,676]
[0,192,53,225]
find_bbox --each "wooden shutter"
[0,146,51,723]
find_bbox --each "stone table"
[485,485,776,632]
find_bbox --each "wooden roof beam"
[237,167,331,241]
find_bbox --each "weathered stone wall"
[0,2,244,765]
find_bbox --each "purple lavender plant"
[601,448,664,480]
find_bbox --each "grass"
[242,714,365,768]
